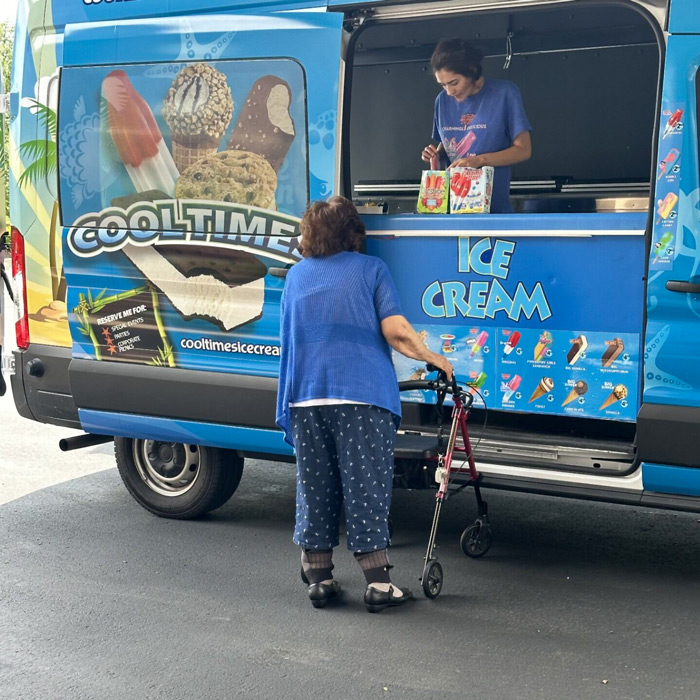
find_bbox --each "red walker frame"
[399,370,492,599]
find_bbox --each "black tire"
[114,437,244,519]
[422,559,443,599]
[206,451,245,511]
[460,522,493,558]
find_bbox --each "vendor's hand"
[428,353,454,381]
[421,144,440,163]
[449,155,486,169]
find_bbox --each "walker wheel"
[422,559,443,599]
[460,522,493,558]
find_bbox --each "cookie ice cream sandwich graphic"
[529,376,554,403]
[122,244,266,332]
[562,380,588,406]
[163,63,234,172]
[600,383,627,411]
[175,150,277,209]
[227,76,296,173]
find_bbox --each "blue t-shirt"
[276,251,403,446]
[432,78,532,213]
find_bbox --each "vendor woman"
[422,38,532,214]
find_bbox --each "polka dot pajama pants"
[290,404,396,553]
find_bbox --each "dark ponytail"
[430,38,484,80]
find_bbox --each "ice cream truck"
[4,0,700,522]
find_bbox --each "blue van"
[4,0,700,519]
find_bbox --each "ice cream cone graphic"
[600,384,627,410]
[163,63,234,173]
[529,377,554,403]
[562,380,588,406]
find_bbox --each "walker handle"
[398,379,438,392]
[426,363,461,396]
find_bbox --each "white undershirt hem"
[289,399,371,408]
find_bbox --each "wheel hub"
[133,440,201,497]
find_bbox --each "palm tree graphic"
[18,98,65,303]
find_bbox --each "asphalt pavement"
[2,301,700,699]
[2,440,700,700]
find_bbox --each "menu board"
[378,232,645,424]
[650,104,684,271]
[395,325,638,421]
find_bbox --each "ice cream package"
[449,167,494,214]
[417,170,449,214]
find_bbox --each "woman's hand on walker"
[428,353,454,381]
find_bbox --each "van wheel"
[114,437,243,519]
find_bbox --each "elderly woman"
[422,38,532,213]
[276,196,453,613]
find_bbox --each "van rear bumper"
[12,346,80,428]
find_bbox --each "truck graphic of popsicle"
[502,374,521,402]
[656,192,678,223]
[653,231,674,263]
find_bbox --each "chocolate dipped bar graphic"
[227,76,296,172]
[602,337,625,367]
[567,335,587,365]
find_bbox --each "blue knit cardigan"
[275,251,403,446]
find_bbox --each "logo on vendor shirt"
[461,114,475,126]
[83,0,136,5]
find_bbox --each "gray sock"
[354,549,391,584]
[301,548,334,584]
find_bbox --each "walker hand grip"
[426,363,457,394]
[398,380,435,392]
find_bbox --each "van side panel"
[10,1,71,349]
[639,32,700,470]
[668,0,700,34]
[57,12,343,444]
[366,213,646,423]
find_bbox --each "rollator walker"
[397,367,492,599]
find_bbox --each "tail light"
[11,227,29,350]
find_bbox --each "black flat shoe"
[308,581,341,609]
[364,585,413,613]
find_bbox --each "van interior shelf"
[354,179,651,214]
